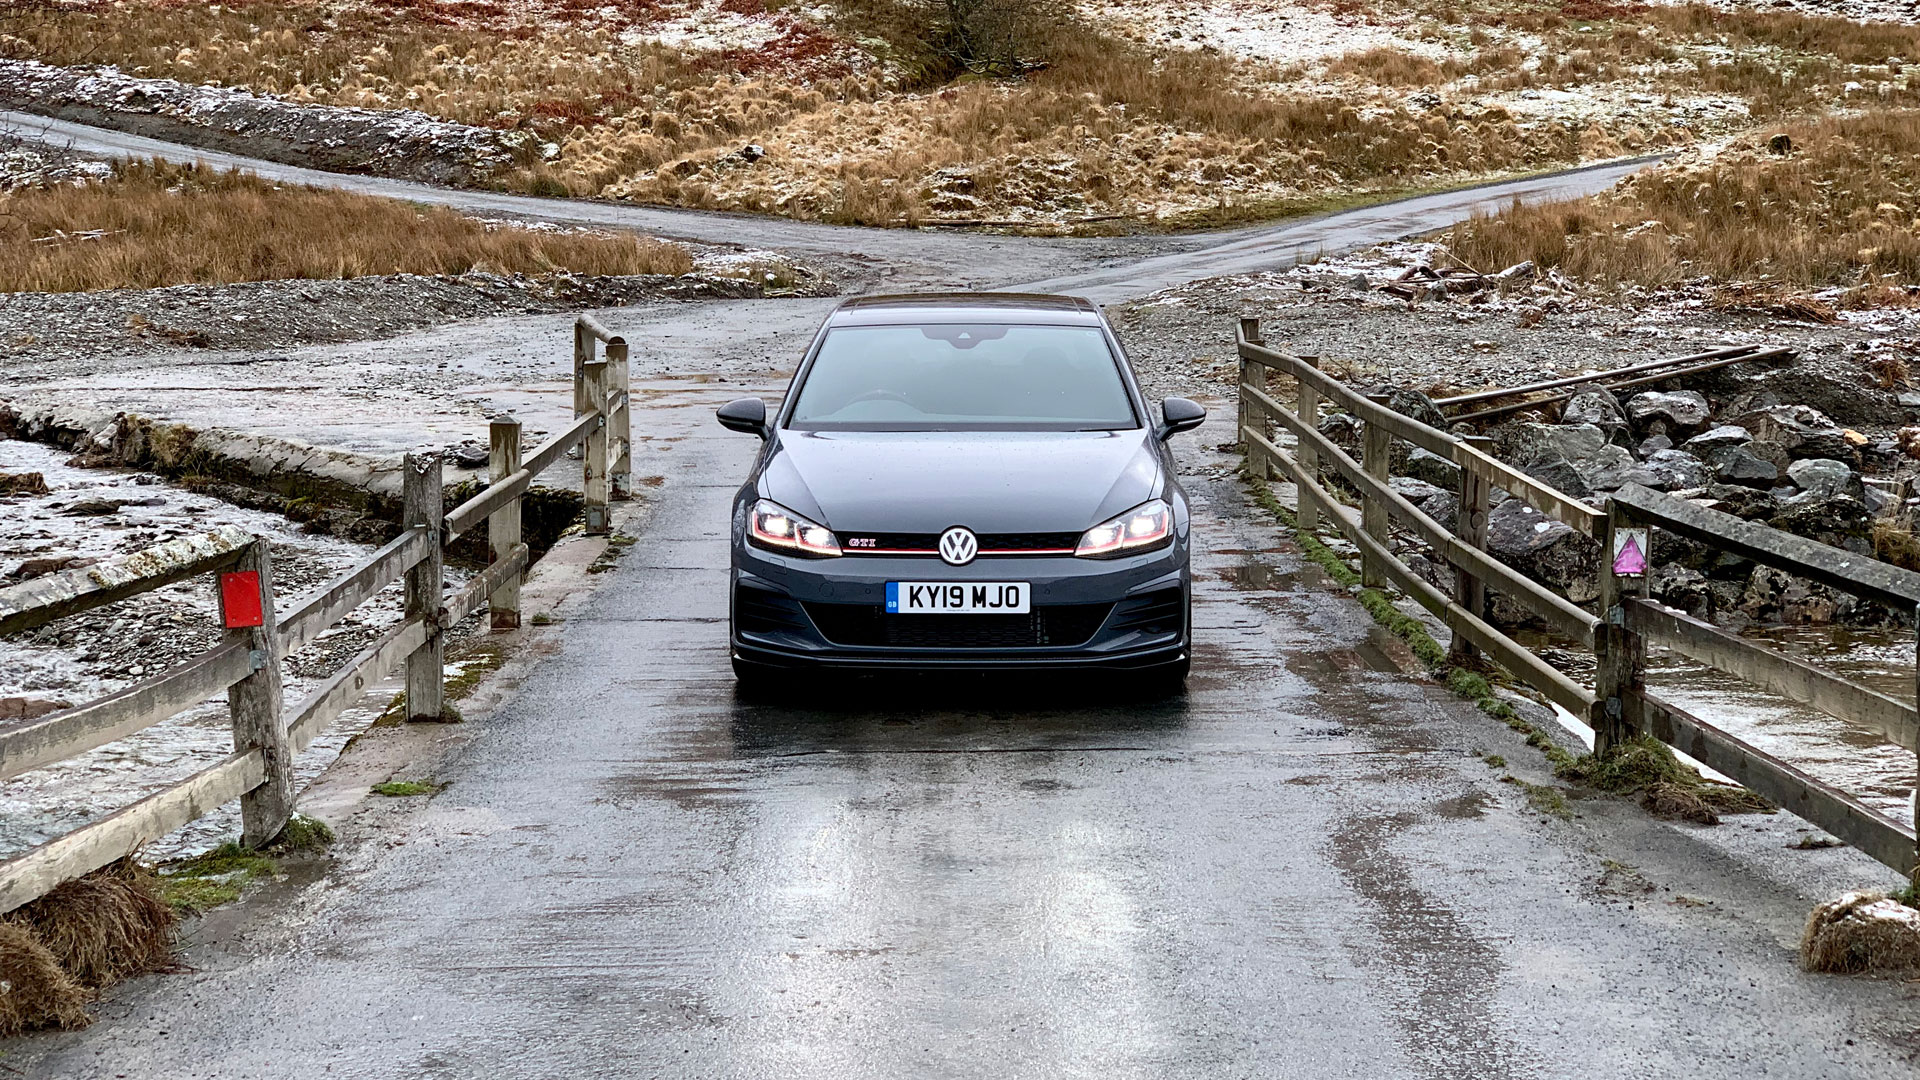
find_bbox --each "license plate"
[886,581,1030,614]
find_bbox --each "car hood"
[761,430,1163,534]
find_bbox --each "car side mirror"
[717,397,768,438]
[1158,397,1206,440]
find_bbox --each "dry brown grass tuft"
[1442,111,1920,292]
[0,159,692,291]
[0,922,91,1037]
[7,862,176,988]
[1801,892,1920,973]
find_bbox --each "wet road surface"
[15,394,1918,1080]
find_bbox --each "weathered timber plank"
[0,526,253,636]
[1237,338,1456,457]
[1627,599,1918,750]
[286,618,429,753]
[1611,483,1920,610]
[1253,428,1596,717]
[448,545,531,622]
[1247,389,1599,646]
[443,410,599,540]
[1455,442,1604,536]
[0,643,251,780]
[275,526,433,654]
[575,313,620,345]
[1640,691,1917,876]
[0,749,265,914]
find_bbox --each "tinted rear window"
[786,323,1138,432]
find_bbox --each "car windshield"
[785,323,1139,431]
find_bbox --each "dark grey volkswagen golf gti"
[716,293,1206,689]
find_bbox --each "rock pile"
[1326,377,1907,629]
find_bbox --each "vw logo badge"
[938,527,978,566]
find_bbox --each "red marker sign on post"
[220,570,265,629]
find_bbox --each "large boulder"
[1621,449,1712,492]
[1685,428,1776,487]
[1768,494,1872,554]
[1682,425,1753,452]
[1626,390,1712,439]
[1576,445,1637,492]
[1785,457,1865,500]
[1500,422,1608,467]
[1562,385,1628,439]
[1702,484,1781,520]
[1404,447,1462,489]
[1707,447,1779,488]
[1486,498,1600,603]
[1381,388,1448,431]
[1733,404,1860,467]
[1522,457,1591,500]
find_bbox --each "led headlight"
[748,499,842,557]
[1075,499,1172,558]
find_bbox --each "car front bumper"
[730,537,1190,672]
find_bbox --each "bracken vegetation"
[2,1,1918,225]
[1441,111,1920,291]
[0,159,693,291]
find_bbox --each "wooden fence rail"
[0,317,634,914]
[1236,319,1919,881]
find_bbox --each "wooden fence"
[1236,319,1919,881]
[0,317,630,914]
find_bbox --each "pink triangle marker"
[1613,535,1647,576]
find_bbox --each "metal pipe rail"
[0,316,637,913]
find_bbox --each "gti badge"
[938,527,978,566]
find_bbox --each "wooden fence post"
[1593,501,1645,754]
[582,357,610,536]
[573,321,592,420]
[1296,354,1322,531]
[225,541,291,848]
[1360,395,1392,588]
[1912,602,1919,885]
[488,416,523,631]
[1448,436,1494,665]
[403,452,446,722]
[608,338,632,501]
[1237,318,1266,479]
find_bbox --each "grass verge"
[1443,110,1920,294]
[0,159,692,292]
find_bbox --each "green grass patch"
[156,842,277,914]
[274,814,333,852]
[587,532,639,575]
[1556,735,1773,824]
[1483,754,1507,769]
[1502,774,1574,819]
[372,779,445,798]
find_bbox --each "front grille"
[803,602,1113,649]
[841,531,1081,554]
[1107,587,1184,637]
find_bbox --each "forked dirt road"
[3,120,1916,1078]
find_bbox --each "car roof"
[827,292,1102,327]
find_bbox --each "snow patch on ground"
[1078,0,1452,64]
